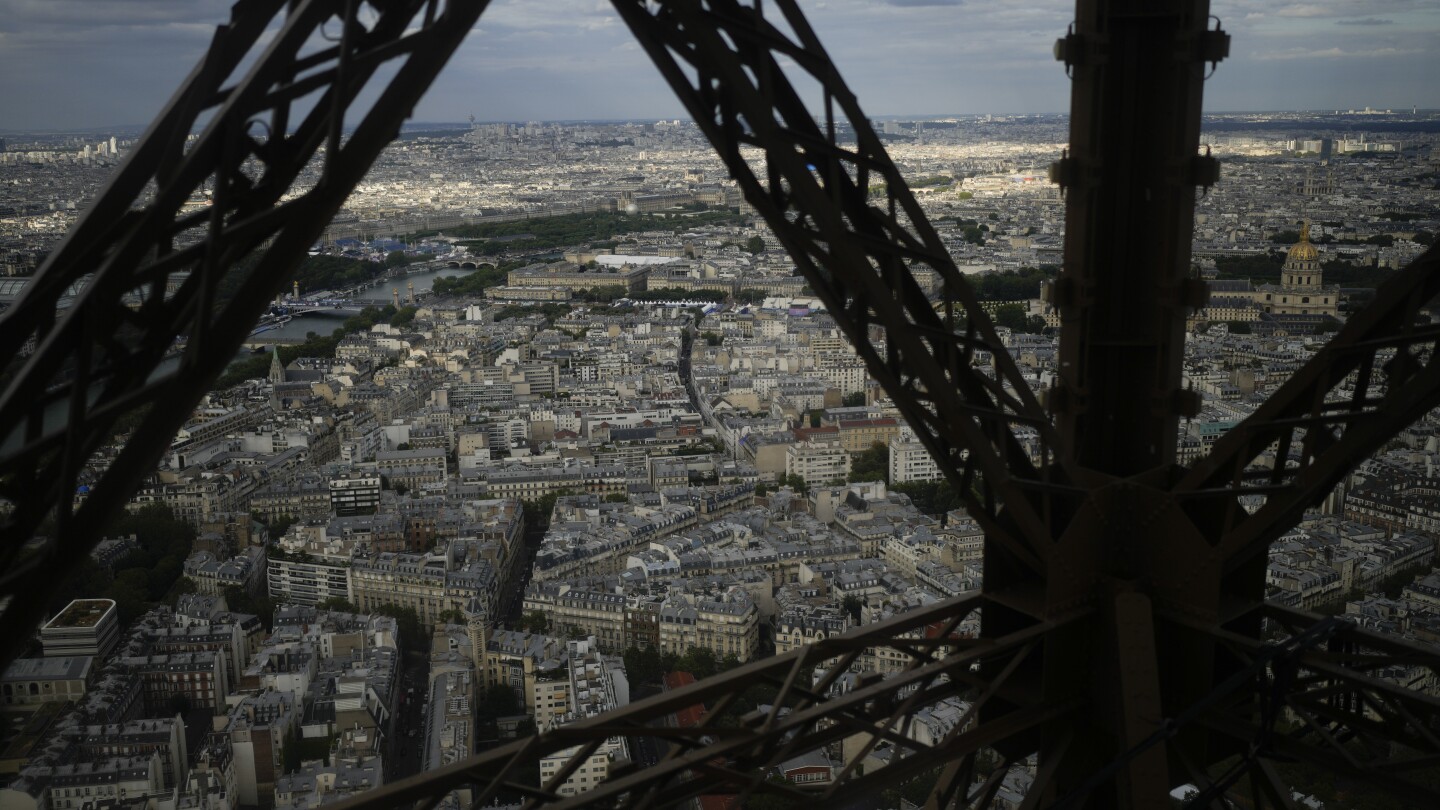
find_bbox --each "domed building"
[1253,222,1340,321]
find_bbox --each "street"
[387,650,431,780]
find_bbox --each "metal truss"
[3,0,1440,808]
[1177,242,1440,574]
[324,593,1081,810]
[0,0,492,667]
[1190,603,1440,808]
[610,0,1078,579]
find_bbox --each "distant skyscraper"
[109,136,118,155]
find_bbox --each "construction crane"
[2,1,1438,807]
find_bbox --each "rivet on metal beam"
[1041,277,1078,309]
[1189,153,1221,190]
[1198,28,1230,64]
[1168,389,1202,420]
[1049,154,1080,190]
[1179,277,1210,311]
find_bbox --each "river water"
[259,266,475,342]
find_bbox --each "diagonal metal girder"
[1175,242,1440,574]
[610,0,1077,578]
[1190,603,1440,807]
[1,0,1439,807]
[302,592,1079,810]
[0,0,494,668]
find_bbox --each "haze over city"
[2,2,1440,809]
[1,0,1438,130]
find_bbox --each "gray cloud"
[0,0,1435,130]
[1336,17,1395,25]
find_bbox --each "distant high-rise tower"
[109,137,117,155]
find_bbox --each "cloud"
[0,0,1435,129]
[1254,46,1421,61]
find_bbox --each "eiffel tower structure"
[3,1,1440,807]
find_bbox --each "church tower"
[267,347,286,385]
[464,596,489,679]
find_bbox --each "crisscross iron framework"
[2,0,1440,807]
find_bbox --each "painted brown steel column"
[1052,0,1221,475]
[1040,1,1227,804]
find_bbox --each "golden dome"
[1287,222,1319,262]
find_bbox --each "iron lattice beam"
[315,593,1078,810]
[0,0,1438,808]
[610,0,1078,580]
[0,0,493,668]
[1175,242,1440,574]
[1190,603,1440,808]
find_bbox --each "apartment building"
[41,599,120,660]
[537,638,630,799]
[786,441,850,486]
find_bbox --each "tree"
[842,391,866,408]
[389,306,417,327]
[436,609,465,624]
[521,610,549,635]
[522,491,565,528]
[1224,320,1253,334]
[372,604,426,654]
[848,441,889,484]
[993,303,1044,333]
[891,480,962,515]
[267,513,297,539]
[385,250,414,268]
[623,645,664,687]
[223,585,276,630]
[676,647,720,679]
[604,492,629,503]
[842,595,863,624]
[164,576,198,607]
[702,331,723,346]
[778,473,809,494]
[478,684,522,721]
[745,235,766,254]
[316,597,358,613]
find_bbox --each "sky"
[0,0,1436,131]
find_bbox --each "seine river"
[258,266,474,342]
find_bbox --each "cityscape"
[1,5,1440,809]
